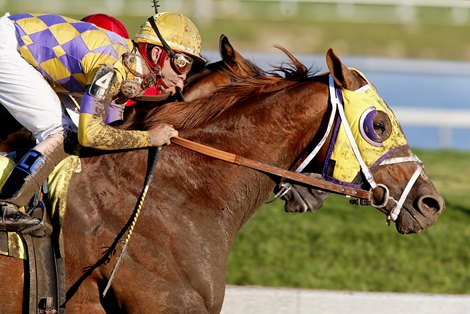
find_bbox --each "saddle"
[0,154,80,256]
[0,153,80,314]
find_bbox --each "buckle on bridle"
[370,183,390,209]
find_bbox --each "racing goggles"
[170,53,193,75]
[146,16,193,75]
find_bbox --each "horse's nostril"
[418,195,443,214]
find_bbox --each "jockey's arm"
[78,64,152,150]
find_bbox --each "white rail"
[394,108,470,128]
[393,108,470,149]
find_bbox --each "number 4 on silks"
[88,65,117,101]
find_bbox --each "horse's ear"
[219,34,236,66]
[219,34,245,70]
[326,48,360,90]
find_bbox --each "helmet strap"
[136,43,157,69]
[155,50,169,89]
[147,16,176,58]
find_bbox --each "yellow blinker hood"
[326,69,408,183]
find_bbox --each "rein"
[171,136,371,200]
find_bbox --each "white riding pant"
[0,13,76,143]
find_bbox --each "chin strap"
[135,43,168,91]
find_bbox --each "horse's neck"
[73,78,331,241]
[180,78,330,230]
[293,106,336,174]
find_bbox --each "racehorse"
[0,47,444,313]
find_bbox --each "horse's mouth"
[394,195,445,234]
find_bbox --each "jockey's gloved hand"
[147,124,178,146]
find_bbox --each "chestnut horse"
[0,48,444,313]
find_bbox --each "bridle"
[328,74,423,223]
[284,74,424,223]
[371,153,423,223]
[171,74,424,223]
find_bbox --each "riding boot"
[0,133,69,235]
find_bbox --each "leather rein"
[171,136,371,200]
[132,94,363,199]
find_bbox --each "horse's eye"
[359,108,391,146]
[374,121,385,134]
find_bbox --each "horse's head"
[323,48,445,233]
[279,49,444,233]
[143,44,444,234]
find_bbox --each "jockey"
[0,12,205,234]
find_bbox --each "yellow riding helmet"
[134,12,205,63]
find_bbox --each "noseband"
[372,155,423,223]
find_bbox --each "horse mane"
[141,47,318,131]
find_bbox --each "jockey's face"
[149,46,193,95]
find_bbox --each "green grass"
[227,149,470,294]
